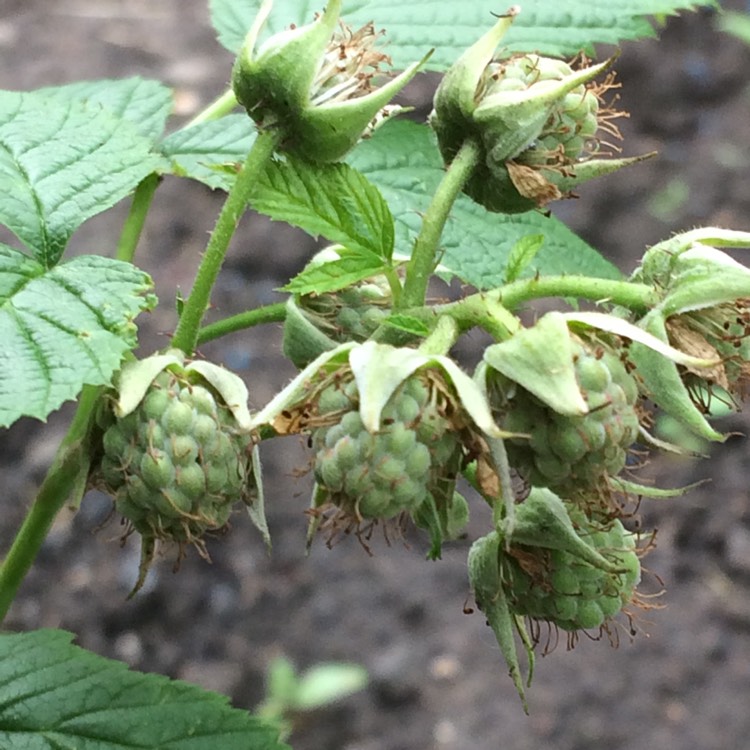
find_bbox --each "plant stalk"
[0,385,101,622]
[115,173,160,263]
[499,275,658,313]
[398,138,481,310]
[196,302,287,346]
[171,129,281,355]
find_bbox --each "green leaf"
[161,114,258,190]
[347,120,620,288]
[0,629,288,750]
[0,90,165,267]
[382,313,430,337]
[717,10,750,46]
[282,255,386,295]
[504,234,545,283]
[0,245,156,428]
[33,77,173,142]
[251,158,395,261]
[210,0,714,70]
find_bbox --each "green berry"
[491,341,641,495]
[502,509,641,632]
[311,371,462,521]
[98,367,254,544]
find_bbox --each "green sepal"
[431,9,519,162]
[636,227,750,291]
[232,0,429,163]
[483,312,588,417]
[232,0,340,124]
[282,296,338,369]
[633,230,750,315]
[610,476,707,498]
[467,531,531,712]
[629,310,725,441]
[289,53,431,164]
[502,487,620,573]
[113,352,184,418]
[189,359,253,430]
[349,341,507,438]
[474,57,615,163]
[413,482,467,560]
[245,443,270,550]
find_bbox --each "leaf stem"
[115,173,160,263]
[0,386,101,622]
[398,138,481,309]
[171,129,281,355]
[184,89,239,128]
[499,275,658,313]
[196,302,288,346]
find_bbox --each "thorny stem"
[115,173,160,263]
[0,386,101,622]
[171,129,282,355]
[398,138,482,310]
[196,302,287,346]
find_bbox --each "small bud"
[429,8,652,212]
[232,0,430,163]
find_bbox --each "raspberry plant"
[0,0,744,745]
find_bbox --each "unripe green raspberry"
[502,508,641,631]
[490,342,640,495]
[98,366,254,550]
[311,371,462,521]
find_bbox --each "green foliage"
[0,246,154,428]
[251,158,395,262]
[0,630,288,750]
[347,121,621,287]
[0,90,166,267]
[161,114,257,190]
[210,0,715,68]
[0,0,745,741]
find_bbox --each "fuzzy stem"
[418,315,459,356]
[171,129,281,355]
[0,386,101,622]
[185,89,239,128]
[500,275,658,313]
[196,302,287,346]
[115,173,160,263]
[398,138,481,310]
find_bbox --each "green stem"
[197,302,287,346]
[500,276,658,313]
[171,129,281,355]
[115,173,160,263]
[185,89,239,128]
[0,386,101,622]
[417,315,459,356]
[399,138,481,310]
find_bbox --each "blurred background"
[2,2,750,748]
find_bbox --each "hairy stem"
[499,275,658,313]
[115,173,160,263]
[0,386,101,622]
[398,138,481,310]
[196,302,287,346]
[171,129,281,355]
[185,89,239,128]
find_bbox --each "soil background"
[3,2,750,749]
